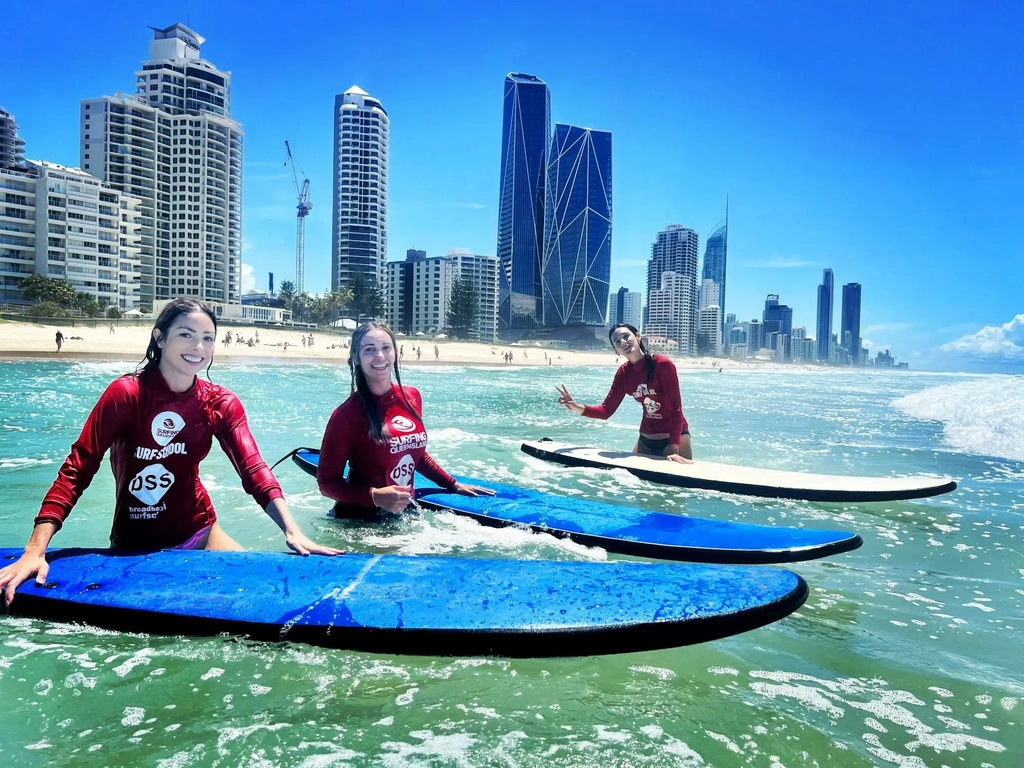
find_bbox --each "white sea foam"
[892,377,1024,461]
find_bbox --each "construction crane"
[284,140,312,293]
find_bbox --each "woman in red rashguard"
[556,323,694,462]
[317,322,492,515]
[0,298,340,606]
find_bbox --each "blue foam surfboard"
[292,449,861,563]
[1,548,807,657]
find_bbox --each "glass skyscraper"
[841,282,862,364]
[542,124,612,326]
[496,73,550,331]
[700,206,728,323]
[816,268,834,362]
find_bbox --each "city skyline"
[5,3,1023,372]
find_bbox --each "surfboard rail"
[521,440,958,502]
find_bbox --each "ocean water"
[0,360,1021,767]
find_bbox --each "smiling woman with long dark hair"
[556,323,694,462]
[0,298,340,606]
[317,322,492,515]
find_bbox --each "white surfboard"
[521,440,957,502]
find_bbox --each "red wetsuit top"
[582,355,689,444]
[317,384,456,510]
[35,371,283,550]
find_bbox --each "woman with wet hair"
[317,322,492,514]
[0,298,340,606]
[556,323,693,462]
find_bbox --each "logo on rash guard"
[632,383,657,399]
[151,411,185,447]
[643,397,662,417]
[390,453,416,485]
[128,463,175,506]
[390,415,416,433]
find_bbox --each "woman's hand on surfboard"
[556,385,584,415]
[0,551,49,607]
[285,529,345,557]
[666,453,694,465]
[453,482,495,497]
[371,485,414,513]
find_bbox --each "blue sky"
[6,1,1023,372]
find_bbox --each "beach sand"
[0,319,793,371]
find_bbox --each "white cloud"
[240,262,256,293]
[450,202,486,209]
[739,258,817,268]
[939,314,1024,360]
[863,322,915,333]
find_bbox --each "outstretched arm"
[262,496,343,555]
[555,384,586,415]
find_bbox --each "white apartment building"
[446,249,499,343]
[1,161,142,308]
[646,271,694,355]
[81,23,243,309]
[648,225,699,354]
[386,254,454,336]
[332,86,389,292]
[0,107,26,169]
[698,304,722,356]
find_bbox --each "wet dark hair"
[139,298,218,379]
[609,323,655,383]
[349,322,421,443]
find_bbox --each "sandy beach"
[0,318,795,371]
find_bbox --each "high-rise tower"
[816,268,834,362]
[496,73,550,332]
[647,224,699,354]
[841,282,862,365]
[332,86,389,293]
[82,23,243,308]
[542,124,612,326]
[701,200,728,325]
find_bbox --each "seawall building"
[816,268,834,363]
[647,224,699,354]
[0,159,143,308]
[496,74,550,332]
[332,86,389,293]
[81,23,243,308]
[841,282,862,365]
[611,286,642,330]
[542,124,612,327]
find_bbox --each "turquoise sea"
[0,359,1021,767]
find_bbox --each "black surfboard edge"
[294,449,863,563]
[521,441,958,503]
[5,575,808,658]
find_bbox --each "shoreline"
[0,319,813,372]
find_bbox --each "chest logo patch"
[643,397,661,416]
[129,463,175,506]
[390,415,416,433]
[152,411,185,447]
[390,453,416,485]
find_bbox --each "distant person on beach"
[109,324,115,335]
[556,323,693,462]
[255,330,260,345]
[434,344,439,361]
[400,345,404,360]
[0,298,340,606]
[302,335,307,348]
[54,331,64,354]
[416,347,421,361]
[316,322,492,516]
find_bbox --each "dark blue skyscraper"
[542,124,612,326]
[700,200,728,323]
[841,282,862,364]
[762,294,793,337]
[816,268,834,362]
[496,73,550,331]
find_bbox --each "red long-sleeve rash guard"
[317,384,456,510]
[35,371,283,549]
[582,355,689,444]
